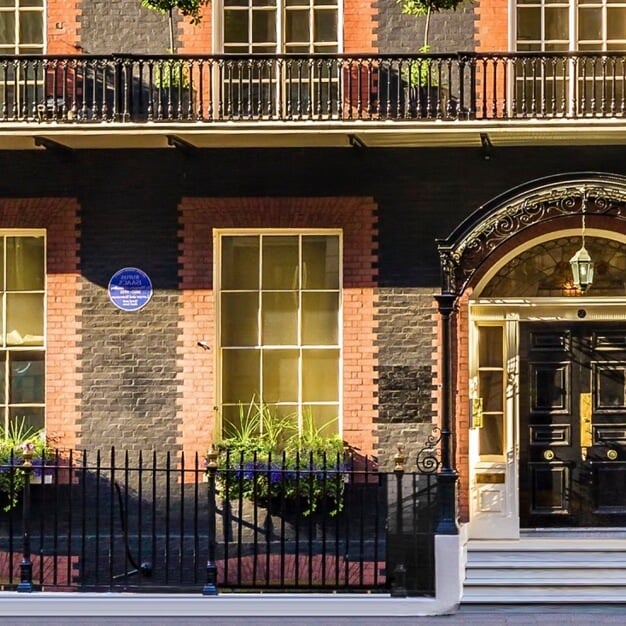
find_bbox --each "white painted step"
[462,537,626,603]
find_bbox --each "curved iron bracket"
[436,172,626,296]
[416,426,442,474]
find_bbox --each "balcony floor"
[3,118,626,151]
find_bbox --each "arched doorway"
[438,173,626,539]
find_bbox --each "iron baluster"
[390,444,407,597]
[17,443,34,592]
[203,445,218,595]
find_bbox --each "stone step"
[465,568,626,583]
[462,538,626,603]
[462,585,626,603]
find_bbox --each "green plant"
[403,45,437,88]
[154,58,191,90]
[141,0,209,53]
[215,401,348,517]
[0,418,53,512]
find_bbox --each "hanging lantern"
[569,244,594,293]
[569,191,594,293]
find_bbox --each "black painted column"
[434,293,459,535]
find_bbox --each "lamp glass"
[569,245,594,292]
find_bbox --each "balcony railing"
[2,52,626,124]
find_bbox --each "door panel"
[520,323,626,527]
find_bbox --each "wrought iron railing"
[2,52,626,123]
[0,447,437,595]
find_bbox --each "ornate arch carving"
[436,173,626,295]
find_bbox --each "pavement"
[1,594,626,625]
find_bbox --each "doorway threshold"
[521,528,626,538]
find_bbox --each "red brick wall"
[344,0,377,53]
[0,199,81,452]
[47,0,81,54]
[178,5,212,54]
[454,290,471,521]
[177,196,379,458]
[475,0,509,52]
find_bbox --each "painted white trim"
[468,228,626,539]
[213,228,344,438]
[212,0,344,54]
[0,534,467,617]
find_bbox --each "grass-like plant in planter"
[0,418,54,512]
[215,399,349,517]
[397,0,468,116]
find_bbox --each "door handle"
[580,392,592,460]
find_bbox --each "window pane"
[0,238,4,291]
[221,404,260,439]
[262,349,298,402]
[302,348,339,401]
[517,7,541,41]
[221,292,258,346]
[222,239,254,276]
[222,349,260,404]
[479,414,503,456]
[262,292,297,344]
[0,355,5,404]
[224,10,249,44]
[579,8,602,41]
[479,326,502,367]
[10,350,43,403]
[302,292,338,344]
[314,9,337,42]
[9,406,44,433]
[480,371,503,412]
[286,10,309,42]
[252,9,276,43]
[545,7,568,41]
[0,14,15,45]
[18,11,42,44]
[607,8,626,40]
[262,236,298,289]
[6,236,44,290]
[301,404,339,436]
[302,235,339,289]
[6,293,43,345]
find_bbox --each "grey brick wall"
[76,152,183,453]
[374,0,476,53]
[375,287,436,469]
[79,0,174,54]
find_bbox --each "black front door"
[520,322,626,527]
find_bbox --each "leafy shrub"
[214,399,349,517]
[0,418,54,511]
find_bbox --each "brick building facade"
[3,1,626,601]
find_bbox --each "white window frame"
[510,0,626,115]
[511,0,626,52]
[0,0,46,54]
[212,0,344,54]
[214,228,343,438]
[0,229,46,436]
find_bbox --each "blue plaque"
[108,267,153,312]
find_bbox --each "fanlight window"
[480,236,626,298]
